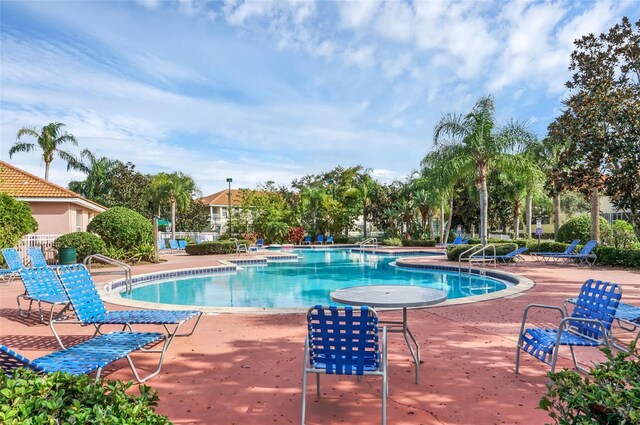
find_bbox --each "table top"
[330,285,447,308]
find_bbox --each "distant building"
[0,160,106,234]
[198,189,245,234]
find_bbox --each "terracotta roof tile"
[198,189,246,206]
[0,160,106,210]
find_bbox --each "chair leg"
[301,337,309,425]
[316,374,320,396]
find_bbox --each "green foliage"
[0,368,170,424]
[87,207,152,250]
[382,237,402,246]
[67,150,120,206]
[557,215,611,244]
[401,239,437,247]
[611,220,639,249]
[107,162,152,215]
[53,232,106,262]
[185,240,252,255]
[446,243,517,261]
[525,241,573,253]
[0,193,38,252]
[129,243,155,264]
[540,345,640,424]
[175,200,209,232]
[593,246,640,268]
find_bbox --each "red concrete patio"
[1,251,638,424]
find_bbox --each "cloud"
[338,0,382,28]
[343,44,376,67]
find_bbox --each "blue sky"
[1,0,637,196]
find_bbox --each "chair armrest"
[558,316,611,342]
[518,304,565,341]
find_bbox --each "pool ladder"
[84,254,132,294]
[359,237,378,251]
[458,244,497,274]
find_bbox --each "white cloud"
[137,0,160,10]
[343,44,376,67]
[338,0,382,28]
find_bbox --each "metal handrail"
[461,244,498,274]
[83,254,132,294]
[359,237,378,248]
[457,244,483,274]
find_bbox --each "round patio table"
[330,285,447,384]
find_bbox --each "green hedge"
[447,243,517,261]
[593,246,640,268]
[525,241,572,253]
[87,207,152,250]
[0,368,170,424]
[401,239,437,247]
[466,238,529,248]
[557,215,611,244]
[185,240,252,255]
[53,232,106,262]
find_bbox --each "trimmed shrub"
[53,232,106,262]
[593,246,640,268]
[332,236,351,243]
[382,237,402,246]
[611,220,639,248]
[525,240,573,253]
[401,239,437,247]
[557,214,611,244]
[185,240,252,255]
[447,243,517,261]
[0,193,38,264]
[87,207,152,250]
[466,238,528,248]
[0,368,170,424]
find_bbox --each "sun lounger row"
[302,235,334,244]
[530,239,598,266]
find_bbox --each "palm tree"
[149,172,199,240]
[9,122,81,180]
[301,187,327,233]
[68,149,120,204]
[420,152,460,243]
[431,96,534,244]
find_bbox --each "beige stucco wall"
[28,202,96,234]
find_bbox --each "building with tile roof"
[198,188,246,234]
[0,160,107,234]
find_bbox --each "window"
[222,208,228,218]
[76,210,83,231]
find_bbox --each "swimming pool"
[119,250,509,308]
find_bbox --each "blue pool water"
[121,250,508,308]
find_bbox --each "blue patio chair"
[325,236,334,244]
[27,246,62,269]
[168,239,180,250]
[256,239,264,249]
[301,305,387,425]
[0,331,166,382]
[516,279,621,374]
[1,248,25,285]
[231,238,248,255]
[51,264,202,351]
[552,240,598,266]
[472,247,528,264]
[436,234,468,249]
[530,239,580,263]
[17,266,71,323]
[316,235,324,245]
[302,236,311,245]
[158,239,168,251]
[178,239,187,249]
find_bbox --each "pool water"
[121,250,507,308]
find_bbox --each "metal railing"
[359,237,378,249]
[83,254,132,294]
[458,244,497,274]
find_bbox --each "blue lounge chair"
[516,279,621,374]
[302,236,311,245]
[471,247,528,264]
[51,264,202,351]
[27,246,62,269]
[325,236,334,244]
[530,239,580,263]
[17,266,71,323]
[256,239,264,249]
[178,239,187,249]
[301,305,387,424]
[553,240,598,266]
[436,234,468,249]
[0,331,166,382]
[1,248,25,285]
[168,239,180,251]
[158,239,168,251]
[316,235,324,245]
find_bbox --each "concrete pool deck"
[1,249,638,424]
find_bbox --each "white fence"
[17,234,61,263]
[159,231,220,243]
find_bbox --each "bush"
[525,241,573,253]
[593,246,640,268]
[557,214,611,244]
[540,345,639,424]
[87,207,152,250]
[446,243,517,261]
[382,237,402,246]
[466,238,528,248]
[401,239,437,247]
[0,368,170,424]
[287,226,305,244]
[611,220,639,248]
[0,193,38,264]
[53,232,106,262]
[185,240,252,255]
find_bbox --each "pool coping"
[101,256,535,315]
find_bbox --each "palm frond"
[8,142,36,157]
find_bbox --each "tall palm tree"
[68,149,120,204]
[301,187,327,233]
[149,172,199,240]
[431,96,534,244]
[9,122,81,180]
[420,151,460,243]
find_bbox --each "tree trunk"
[590,187,600,242]
[170,199,176,240]
[553,191,561,241]
[44,161,50,181]
[426,213,432,239]
[525,192,532,239]
[439,199,446,243]
[479,175,488,245]
[445,196,453,242]
[363,206,367,239]
[513,200,521,240]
